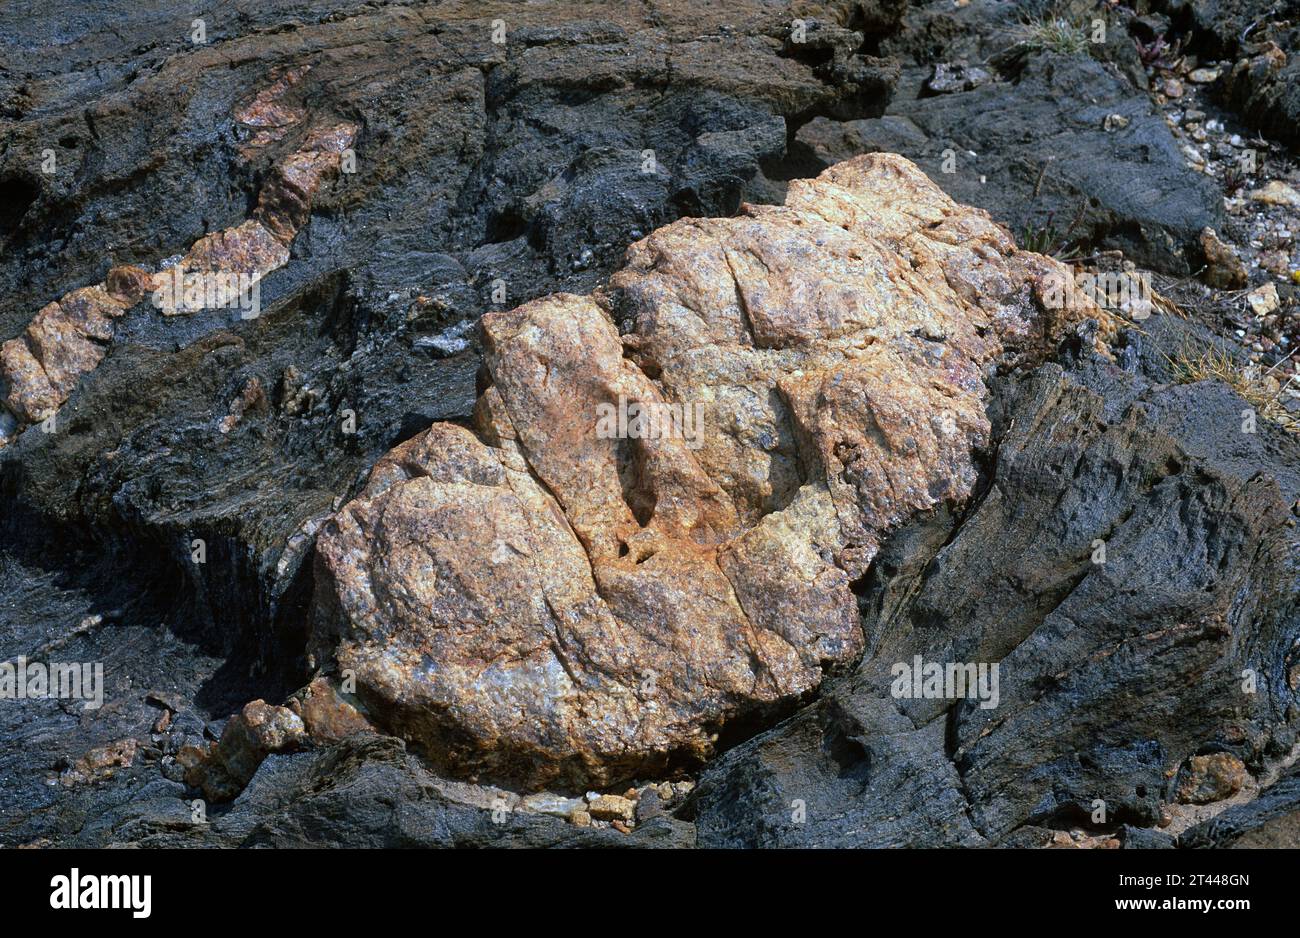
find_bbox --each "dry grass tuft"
[1167,342,1300,433]
[1013,17,1093,56]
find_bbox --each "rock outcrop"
[0,0,909,844]
[3,0,1296,851]
[312,152,1091,789]
[693,326,1300,846]
[0,111,355,445]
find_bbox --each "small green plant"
[1018,201,1087,262]
[1019,217,1058,255]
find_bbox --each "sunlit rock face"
[312,153,1092,790]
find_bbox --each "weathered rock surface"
[2,0,1297,849]
[797,39,1223,273]
[693,322,1300,846]
[1181,760,1300,848]
[312,152,1090,790]
[0,0,904,844]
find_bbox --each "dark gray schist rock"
[68,735,696,848]
[1122,825,1177,848]
[692,686,988,847]
[695,325,1300,847]
[1180,762,1300,848]
[0,542,233,848]
[1225,53,1300,152]
[796,51,1223,273]
[1220,29,1300,152]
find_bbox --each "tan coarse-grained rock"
[1198,226,1248,289]
[1,279,141,424]
[1,331,61,425]
[163,220,290,296]
[59,738,140,787]
[287,676,375,743]
[1176,752,1250,805]
[183,700,306,802]
[588,794,637,823]
[312,152,1095,790]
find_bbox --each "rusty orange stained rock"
[312,153,1095,790]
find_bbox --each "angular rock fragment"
[182,700,306,802]
[587,794,637,823]
[1248,180,1300,210]
[312,153,1092,790]
[287,677,375,744]
[925,63,990,94]
[1199,226,1247,288]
